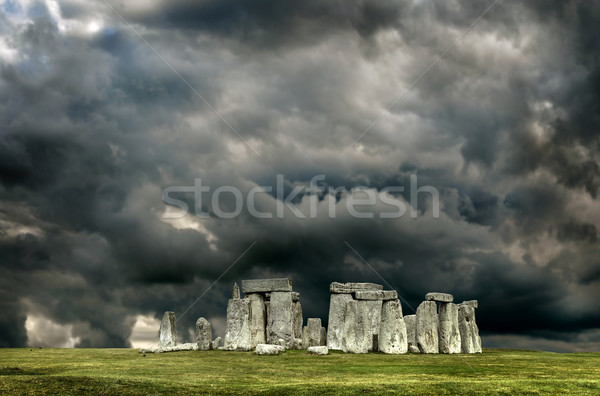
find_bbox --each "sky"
[1,0,599,352]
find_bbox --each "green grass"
[0,348,599,395]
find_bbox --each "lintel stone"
[354,290,398,301]
[242,278,292,293]
[425,292,454,303]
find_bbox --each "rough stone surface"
[246,293,266,348]
[232,282,241,299]
[361,299,383,351]
[277,338,286,348]
[342,300,370,354]
[292,292,301,302]
[224,298,252,351]
[158,311,177,347]
[306,318,322,347]
[438,303,461,354]
[255,344,285,355]
[458,303,482,353]
[354,290,398,301]
[462,300,478,309]
[212,337,221,349]
[242,278,292,293]
[320,327,327,346]
[292,301,303,342]
[326,293,353,350]
[302,326,308,349]
[141,342,198,354]
[379,299,408,354]
[416,301,439,354]
[425,292,453,303]
[307,346,328,355]
[195,317,212,351]
[330,282,383,294]
[267,291,293,347]
[404,314,419,353]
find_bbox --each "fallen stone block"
[242,278,292,293]
[255,344,285,355]
[307,346,328,355]
[425,292,453,303]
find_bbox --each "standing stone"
[361,300,383,351]
[195,317,213,350]
[458,303,482,353]
[306,318,322,347]
[326,293,353,350]
[224,298,252,351]
[246,293,266,348]
[232,282,241,299]
[267,291,293,347]
[379,299,408,354]
[404,314,419,353]
[438,303,461,354]
[293,301,303,342]
[212,337,222,349]
[158,311,177,347]
[416,301,438,354]
[320,327,327,346]
[342,300,370,354]
[302,326,309,349]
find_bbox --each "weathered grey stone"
[302,326,309,349]
[307,346,328,355]
[462,300,478,309]
[246,293,266,348]
[320,327,327,346]
[416,301,438,354]
[277,338,286,348]
[425,292,453,303]
[232,282,240,299]
[255,344,285,355]
[342,300,370,354]
[141,342,198,354]
[359,299,382,351]
[306,318,322,347]
[330,282,383,294]
[293,301,303,342]
[326,293,353,350]
[212,337,221,349]
[195,317,212,351]
[379,299,408,354]
[438,303,461,354]
[224,298,252,351]
[354,290,398,301]
[267,291,293,347]
[458,303,482,354]
[158,311,177,347]
[242,278,292,293]
[404,314,419,353]
[292,292,301,302]
[292,338,302,349]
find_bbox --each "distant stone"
[307,346,328,355]
[292,338,303,350]
[320,327,327,346]
[438,303,461,354]
[330,282,383,294]
[342,300,370,354]
[246,293,266,348]
[158,311,177,347]
[425,292,453,303]
[242,278,292,293]
[267,291,293,347]
[462,300,478,309]
[292,292,301,302]
[404,314,419,353]
[458,303,482,354]
[195,317,212,351]
[212,337,222,349]
[277,338,286,348]
[224,298,252,351]
[292,301,303,343]
[354,290,398,301]
[306,318,322,347]
[232,282,241,299]
[255,344,285,355]
[379,299,408,354]
[302,326,308,349]
[142,342,198,354]
[416,301,438,354]
[327,293,353,350]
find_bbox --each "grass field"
[0,348,599,395]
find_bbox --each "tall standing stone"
[306,318,322,348]
[224,298,252,351]
[404,314,419,353]
[158,311,177,347]
[246,293,266,348]
[320,327,327,346]
[267,291,293,347]
[379,299,408,354]
[438,303,461,354]
[326,293,353,350]
[458,302,482,353]
[342,300,370,354]
[195,317,213,350]
[416,301,438,354]
[292,300,303,342]
[232,282,241,299]
[364,300,383,351]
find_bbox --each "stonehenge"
[147,278,483,357]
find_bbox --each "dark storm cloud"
[0,0,599,351]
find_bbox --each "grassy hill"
[1,348,599,395]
